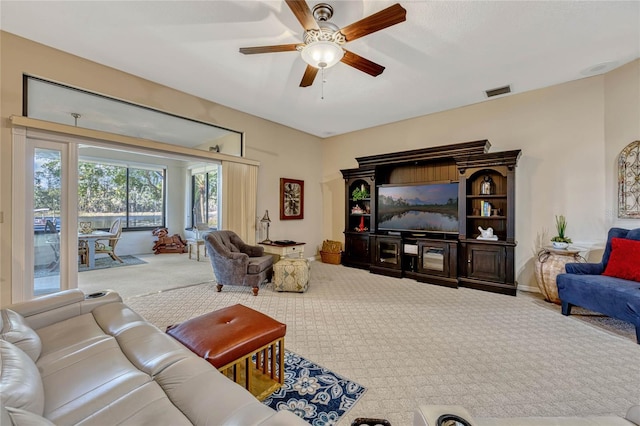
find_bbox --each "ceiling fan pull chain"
[321,67,325,100]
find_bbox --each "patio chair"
[95,218,123,263]
[44,219,60,272]
[78,239,89,267]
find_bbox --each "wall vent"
[485,85,511,98]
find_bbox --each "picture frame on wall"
[280,178,304,220]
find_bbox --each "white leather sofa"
[413,405,640,426]
[0,289,308,425]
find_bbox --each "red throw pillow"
[602,237,640,281]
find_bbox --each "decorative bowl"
[552,241,569,249]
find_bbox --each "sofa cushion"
[40,338,151,425]
[1,405,54,426]
[0,340,45,416]
[35,313,112,366]
[603,237,640,282]
[74,382,192,426]
[155,356,278,425]
[115,322,193,376]
[556,273,640,327]
[91,301,148,335]
[248,255,273,274]
[0,309,42,362]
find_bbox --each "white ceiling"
[1,1,639,138]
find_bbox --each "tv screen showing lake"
[377,183,459,232]
[378,211,459,233]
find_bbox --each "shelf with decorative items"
[456,150,521,295]
[464,170,509,240]
[341,167,375,269]
[348,180,372,233]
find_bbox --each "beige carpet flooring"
[122,261,640,426]
[78,252,214,299]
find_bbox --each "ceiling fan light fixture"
[301,40,344,69]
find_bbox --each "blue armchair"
[556,227,640,344]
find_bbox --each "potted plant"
[551,215,572,249]
[351,185,369,201]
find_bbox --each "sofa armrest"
[413,405,475,426]
[241,244,264,257]
[9,289,85,317]
[8,289,122,330]
[564,262,604,275]
[627,405,640,425]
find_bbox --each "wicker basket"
[321,240,342,253]
[320,251,342,265]
[320,240,342,264]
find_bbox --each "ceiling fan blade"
[339,3,407,42]
[239,44,302,54]
[341,50,385,77]
[300,65,319,87]
[285,0,319,30]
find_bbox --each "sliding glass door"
[12,130,78,303]
[33,147,64,295]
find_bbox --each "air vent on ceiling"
[485,85,511,98]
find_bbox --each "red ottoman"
[166,304,285,400]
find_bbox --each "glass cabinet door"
[418,242,449,276]
[379,240,399,266]
[421,246,444,271]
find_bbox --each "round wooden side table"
[534,246,584,304]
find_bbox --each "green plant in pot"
[551,215,572,249]
[351,186,369,201]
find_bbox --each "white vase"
[552,241,569,249]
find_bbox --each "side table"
[187,238,206,261]
[534,246,584,304]
[258,242,305,260]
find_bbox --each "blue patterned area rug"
[35,255,147,278]
[78,255,147,272]
[263,351,367,425]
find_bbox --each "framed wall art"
[280,178,304,220]
[618,140,640,218]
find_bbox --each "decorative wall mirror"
[618,140,640,218]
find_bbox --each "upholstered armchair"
[203,230,273,296]
[557,227,640,343]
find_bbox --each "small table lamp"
[260,210,272,244]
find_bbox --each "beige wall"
[0,31,324,305]
[2,29,638,303]
[322,59,640,291]
[604,60,640,228]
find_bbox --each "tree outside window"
[77,161,165,230]
[192,168,219,229]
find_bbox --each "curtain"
[222,161,258,244]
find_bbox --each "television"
[377,182,459,233]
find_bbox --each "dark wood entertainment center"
[341,140,522,295]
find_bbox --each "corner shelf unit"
[342,167,375,269]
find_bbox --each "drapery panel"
[222,161,258,244]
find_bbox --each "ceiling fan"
[239,1,407,87]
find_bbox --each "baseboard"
[517,283,540,293]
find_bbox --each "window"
[78,160,165,230]
[192,167,219,229]
[25,75,243,156]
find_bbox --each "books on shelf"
[481,201,492,217]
